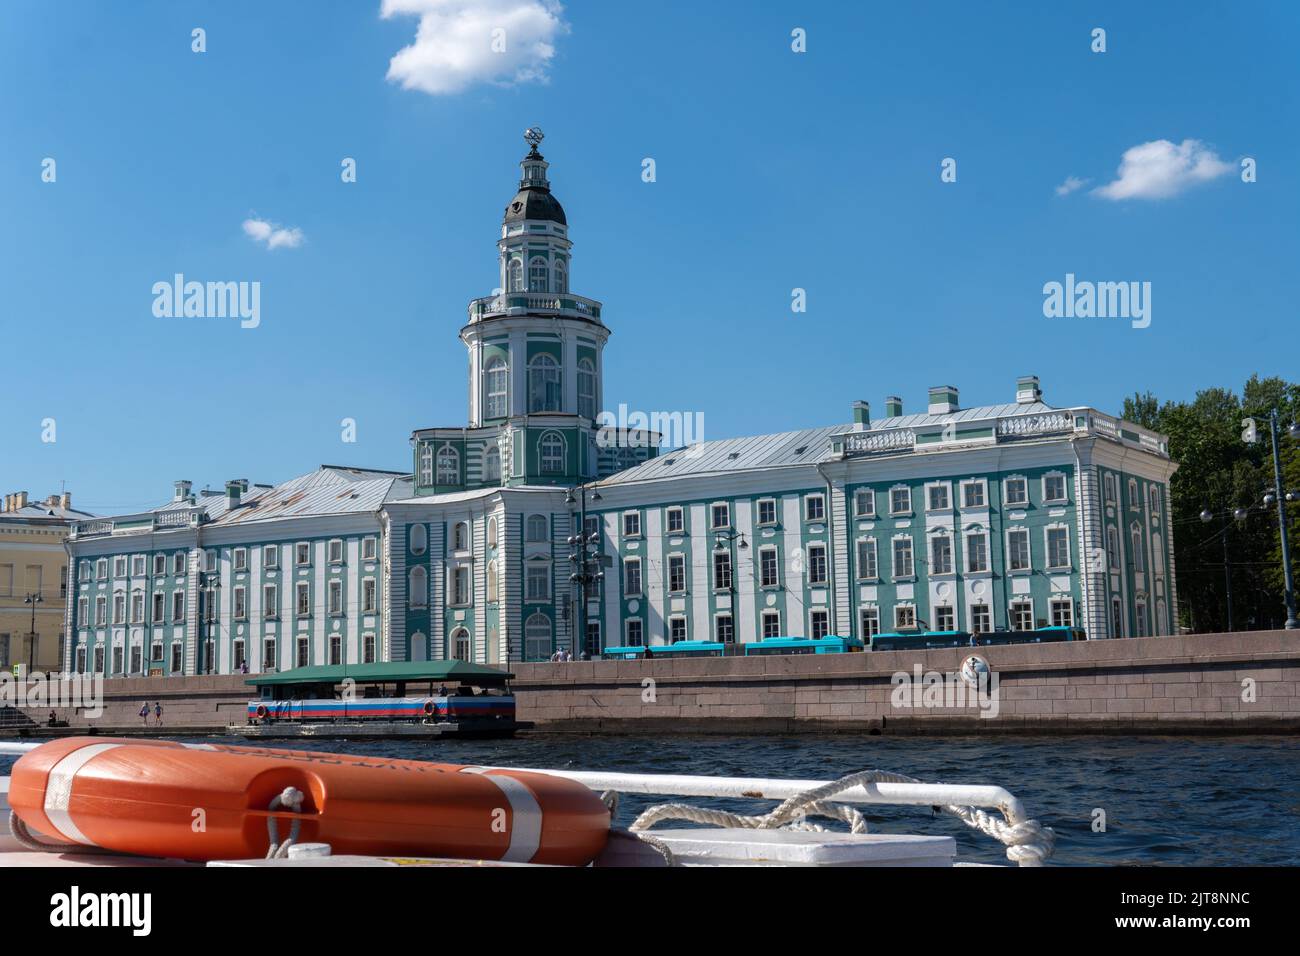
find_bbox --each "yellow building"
[0,490,92,673]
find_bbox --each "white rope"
[625,769,1055,867]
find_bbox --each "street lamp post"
[566,484,604,659]
[1267,410,1298,629]
[23,592,43,670]
[713,530,747,644]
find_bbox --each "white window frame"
[929,531,954,576]
[856,537,878,581]
[622,511,641,538]
[960,479,988,510]
[623,556,643,597]
[756,498,778,526]
[1007,527,1032,573]
[892,535,914,580]
[668,553,687,593]
[854,488,875,518]
[665,506,685,534]
[925,482,951,512]
[889,485,912,516]
[965,529,990,574]
[894,604,917,630]
[758,546,780,589]
[710,501,731,530]
[1043,471,1068,504]
[1045,525,1071,570]
[1003,475,1029,508]
[805,494,825,522]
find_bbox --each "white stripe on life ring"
[43,742,124,845]
[460,767,542,863]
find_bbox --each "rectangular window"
[264,584,278,618]
[668,554,686,593]
[264,545,278,569]
[362,578,376,613]
[233,640,246,671]
[622,512,641,538]
[927,484,950,511]
[1011,601,1033,631]
[1046,527,1070,569]
[1044,474,1067,503]
[263,638,277,670]
[233,548,247,571]
[173,552,186,575]
[114,556,127,578]
[131,555,145,577]
[1104,474,1117,505]
[759,548,779,588]
[329,539,344,564]
[329,635,342,665]
[762,611,781,638]
[970,603,991,634]
[153,553,166,576]
[172,590,185,622]
[895,605,916,630]
[130,591,144,624]
[805,495,825,522]
[78,596,88,625]
[130,644,142,674]
[1004,477,1029,507]
[296,582,310,616]
[856,538,877,580]
[626,619,644,647]
[362,536,377,561]
[961,481,986,509]
[96,596,107,626]
[453,566,471,605]
[669,617,687,643]
[112,645,124,674]
[79,561,90,582]
[757,498,777,526]
[296,636,309,667]
[152,592,165,623]
[930,534,953,575]
[810,610,829,640]
[807,544,827,586]
[715,614,735,644]
[1051,598,1074,627]
[1008,529,1031,571]
[234,586,247,620]
[624,558,642,596]
[665,507,684,534]
[363,633,376,664]
[525,564,551,600]
[966,532,989,573]
[860,606,880,639]
[203,550,216,572]
[890,486,911,515]
[1135,602,1148,636]
[711,502,730,529]
[854,489,875,517]
[713,550,733,590]
[170,643,182,674]
[935,605,955,632]
[113,593,126,624]
[328,580,343,616]
[892,537,914,579]
[296,543,311,566]
[96,558,108,579]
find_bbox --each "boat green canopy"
[245,660,513,688]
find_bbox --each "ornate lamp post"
[23,592,43,670]
[566,484,604,658]
[713,530,747,644]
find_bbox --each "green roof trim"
[246,660,513,687]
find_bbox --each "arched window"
[486,516,498,548]
[487,560,498,602]
[484,357,508,419]
[436,446,460,485]
[484,446,501,483]
[529,257,548,293]
[451,627,471,662]
[526,514,548,542]
[577,358,596,419]
[508,258,523,292]
[528,354,561,412]
[1106,526,1119,570]
[408,566,427,608]
[1130,523,1144,572]
[453,522,469,551]
[540,432,565,474]
[410,524,427,556]
[555,259,567,294]
[418,443,433,486]
[525,612,552,661]
[1152,533,1164,574]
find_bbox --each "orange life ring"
[423,699,436,716]
[9,737,610,866]
[255,704,269,719]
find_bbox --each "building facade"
[63,132,1179,677]
[1,490,92,672]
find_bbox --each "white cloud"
[242,217,305,250]
[381,0,568,96]
[1054,175,1089,197]
[1092,138,1234,201]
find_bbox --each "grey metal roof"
[148,467,411,526]
[0,500,96,522]
[864,401,1060,430]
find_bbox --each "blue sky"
[2,0,1297,515]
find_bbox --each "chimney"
[174,479,193,503]
[60,492,71,510]
[1016,375,1042,404]
[226,480,241,508]
[884,396,903,418]
[928,385,960,415]
[851,400,870,426]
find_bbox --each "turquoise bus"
[742,635,864,655]
[602,640,729,660]
[870,630,973,652]
[971,626,1087,646]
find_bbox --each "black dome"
[503,187,566,226]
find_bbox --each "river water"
[5,734,1297,866]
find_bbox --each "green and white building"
[63,133,1179,676]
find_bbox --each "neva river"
[5,734,1296,866]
